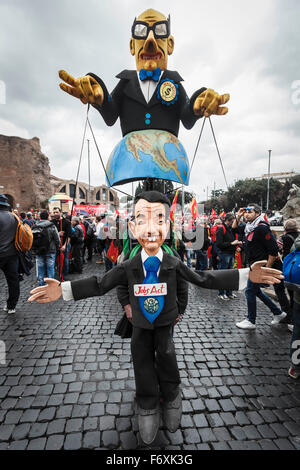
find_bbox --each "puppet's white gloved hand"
[28,278,62,303]
[249,261,284,284]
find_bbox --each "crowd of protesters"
[0,192,299,379]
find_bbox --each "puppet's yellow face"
[130,9,174,71]
[129,199,170,256]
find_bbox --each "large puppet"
[31,9,282,446]
[58,8,230,187]
[29,191,283,445]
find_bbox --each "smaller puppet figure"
[29,191,283,445]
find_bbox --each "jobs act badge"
[157,79,178,106]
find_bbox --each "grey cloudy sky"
[0,0,299,201]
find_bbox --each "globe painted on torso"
[106,129,190,186]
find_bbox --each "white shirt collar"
[141,247,163,265]
[136,70,163,103]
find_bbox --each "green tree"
[135,182,143,198]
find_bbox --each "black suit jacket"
[116,247,188,320]
[70,252,239,330]
[88,69,206,137]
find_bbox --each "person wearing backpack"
[82,216,96,262]
[283,234,300,379]
[33,210,60,286]
[0,194,20,314]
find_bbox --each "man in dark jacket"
[0,194,19,314]
[29,191,283,445]
[70,217,84,273]
[33,210,60,286]
[234,204,287,329]
[216,213,242,300]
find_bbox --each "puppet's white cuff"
[238,268,249,290]
[61,281,74,301]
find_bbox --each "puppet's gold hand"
[193,88,230,117]
[59,70,104,106]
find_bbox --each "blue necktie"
[139,256,165,324]
[139,67,161,82]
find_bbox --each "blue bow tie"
[139,68,161,82]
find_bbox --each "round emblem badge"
[143,297,159,314]
[157,79,179,106]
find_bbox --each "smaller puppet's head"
[130,8,174,71]
[129,191,170,256]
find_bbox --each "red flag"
[211,209,217,219]
[170,190,179,223]
[107,241,119,263]
[233,234,242,269]
[190,197,199,220]
[219,210,226,217]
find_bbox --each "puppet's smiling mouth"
[144,236,158,242]
[140,53,162,61]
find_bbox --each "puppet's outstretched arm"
[28,264,127,304]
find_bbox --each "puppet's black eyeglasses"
[131,16,170,39]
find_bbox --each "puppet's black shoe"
[138,406,160,445]
[162,393,182,433]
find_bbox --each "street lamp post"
[266,149,272,212]
[87,139,90,204]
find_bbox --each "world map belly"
[106,129,190,186]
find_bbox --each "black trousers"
[83,237,93,260]
[96,239,105,257]
[131,324,180,410]
[71,243,83,273]
[0,255,20,309]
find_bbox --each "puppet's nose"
[145,220,158,236]
[144,30,158,54]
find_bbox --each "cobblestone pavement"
[1,258,300,451]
